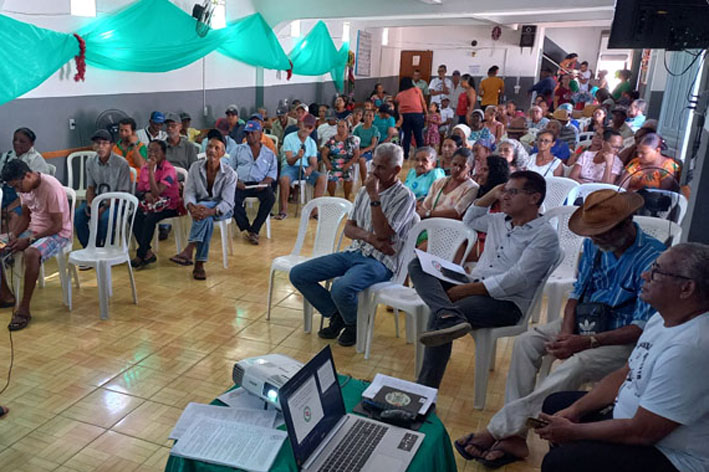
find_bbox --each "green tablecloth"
[165,376,457,472]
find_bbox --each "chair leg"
[70,263,81,288]
[126,262,138,305]
[266,269,276,320]
[227,223,234,255]
[265,215,271,239]
[356,290,371,354]
[97,262,110,320]
[219,223,229,269]
[364,298,379,360]
[38,263,46,288]
[489,340,498,371]
[414,307,429,378]
[303,300,313,333]
[537,355,555,387]
[174,219,184,253]
[473,332,493,410]
[393,308,400,338]
[13,255,23,311]
[152,227,160,253]
[404,309,414,344]
[56,254,70,309]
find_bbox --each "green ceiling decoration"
[289,21,350,91]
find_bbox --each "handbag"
[574,252,636,335]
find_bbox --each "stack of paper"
[361,374,438,416]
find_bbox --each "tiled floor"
[0,165,551,471]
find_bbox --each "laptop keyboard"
[317,418,388,472]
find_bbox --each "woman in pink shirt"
[395,76,428,160]
[131,140,182,268]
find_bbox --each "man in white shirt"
[429,64,453,106]
[439,97,455,137]
[535,242,709,472]
[136,111,168,144]
[317,110,338,147]
[577,61,592,93]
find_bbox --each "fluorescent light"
[290,20,301,38]
[71,0,96,17]
[212,3,226,29]
[342,22,351,44]
[382,27,389,46]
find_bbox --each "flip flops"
[476,450,522,469]
[169,255,193,266]
[454,433,479,460]
[274,212,288,221]
[192,266,207,280]
[0,406,8,418]
[8,311,31,331]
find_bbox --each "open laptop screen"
[279,346,346,468]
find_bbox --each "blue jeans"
[187,200,233,262]
[289,251,393,326]
[75,201,112,248]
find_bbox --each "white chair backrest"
[66,151,96,192]
[566,183,624,205]
[519,251,565,325]
[129,167,137,194]
[290,197,353,258]
[46,163,57,177]
[87,192,138,251]
[578,131,595,142]
[543,206,583,275]
[175,166,189,183]
[544,176,579,208]
[635,215,682,247]
[636,188,688,224]
[264,133,279,150]
[394,217,478,285]
[64,187,77,227]
[576,139,592,151]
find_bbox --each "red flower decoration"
[73,33,86,82]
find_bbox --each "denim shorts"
[281,165,321,185]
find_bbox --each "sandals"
[273,212,288,221]
[170,255,193,266]
[454,433,482,461]
[476,448,523,469]
[192,266,207,280]
[0,405,8,419]
[8,311,31,331]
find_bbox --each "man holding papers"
[410,171,560,388]
[224,120,278,245]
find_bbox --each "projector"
[232,354,303,410]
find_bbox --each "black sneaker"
[337,326,357,347]
[318,312,345,339]
[418,313,472,347]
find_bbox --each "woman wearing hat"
[452,124,472,149]
[483,106,505,142]
[498,139,529,172]
[569,129,624,184]
[527,129,563,177]
[619,133,680,191]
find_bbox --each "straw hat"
[569,189,644,236]
[551,108,570,122]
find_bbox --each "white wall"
[544,26,604,70]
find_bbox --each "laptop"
[278,346,425,472]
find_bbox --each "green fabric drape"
[78,0,225,72]
[0,14,78,106]
[218,13,290,71]
[289,21,349,91]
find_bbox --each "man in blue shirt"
[276,114,326,220]
[224,120,278,244]
[455,190,666,469]
[529,68,556,107]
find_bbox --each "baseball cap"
[164,112,181,123]
[378,104,392,114]
[215,117,230,135]
[150,111,165,123]
[179,112,192,121]
[296,103,309,112]
[302,114,316,128]
[225,104,239,115]
[244,120,262,133]
[325,109,337,121]
[91,129,113,142]
[207,129,226,146]
[276,106,288,116]
[248,112,264,122]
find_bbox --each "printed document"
[170,402,276,440]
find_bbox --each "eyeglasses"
[500,188,534,196]
[648,262,692,282]
[537,138,553,144]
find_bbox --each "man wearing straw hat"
[454,190,666,469]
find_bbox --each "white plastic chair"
[635,215,682,246]
[264,133,279,150]
[565,183,624,206]
[68,192,139,320]
[356,218,478,377]
[532,206,583,324]
[46,163,57,177]
[544,177,580,208]
[244,197,272,239]
[266,197,353,324]
[66,151,96,201]
[637,189,688,225]
[129,167,137,194]
[469,252,564,410]
[151,167,189,253]
[577,131,594,142]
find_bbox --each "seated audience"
[276,114,326,220]
[568,129,603,166]
[131,140,181,267]
[225,121,277,245]
[552,109,579,150]
[322,119,359,200]
[271,106,296,145]
[411,171,559,386]
[289,144,416,347]
[439,135,463,174]
[554,74,574,110]
[585,106,608,133]
[113,117,147,177]
[457,190,665,468]
[284,103,319,143]
[472,137,496,177]
[404,146,445,201]
[74,130,131,248]
[498,139,529,172]
[468,110,494,145]
[467,155,510,260]
[333,95,351,122]
[136,111,167,144]
[527,130,563,177]
[1,128,51,225]
[224,104,246,144]
[201,118,237,158]
[316,104,328,127]
[527,106,550,130]
[373,105,397,144]
[353,109,381,180]
[569,129,624,184]
[164,113,198,170]
[532,121,571,161]
[439,97,455,138]
[536,242,709,472]
[620,133,680,191]
[245,113,277,154]
[351,107,364,130]
[317,110,338,147]
[618,120,657,165]
[417,148,478,222]
[170,133,236,280]
[0,160,72,331]
[505,117,530,144]
[370,83,387,107]
[627,98,647,132]
[180,112,201,143]
[484,106,505,142]
[610,106,634,139]
[451,124,472,148]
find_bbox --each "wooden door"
[400,50,434,83]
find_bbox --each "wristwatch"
[370,200,381,207]
[425,210,432,218]
[589,335,600,349]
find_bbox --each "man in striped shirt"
[457,190,666,469]
[289,144,416,347]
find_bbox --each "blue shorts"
[360,151,373,161]
[281,165,321,186]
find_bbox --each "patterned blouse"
[624,157,680,191]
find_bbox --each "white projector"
[232,354,303,410]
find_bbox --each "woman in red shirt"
[456,74,477,124]
[553,75,573,110]
[395,76,428,160]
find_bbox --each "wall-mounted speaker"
[520,25,537,48]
